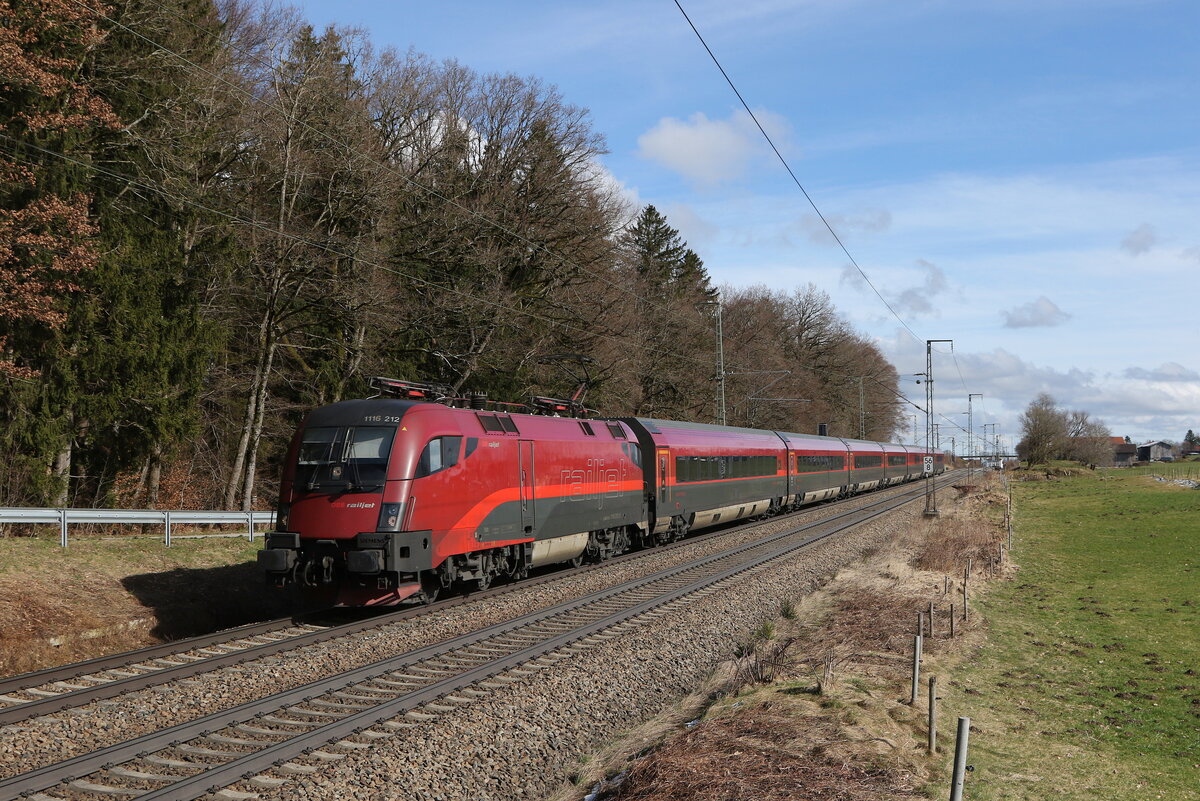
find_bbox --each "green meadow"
[952,470,1199,800]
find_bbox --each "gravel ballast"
[0,484,927,785]
[267,502,922,800]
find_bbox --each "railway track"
[0,474,954,801]
[0,475,950,727]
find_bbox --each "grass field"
[954,470,1199,799]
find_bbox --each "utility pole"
[705,297,726,426]
[983,423,996,461]
[925,340,953,516]
[967,394,982,460]
[967,393,982,484]
[912,414,919,447]
[858,376,865,439]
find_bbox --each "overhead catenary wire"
[672,0,922,344]
[673,1,991,441]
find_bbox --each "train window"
[676,456,689,482]
[623,442,643,468]
[416,436,462,478]
[888,454,906,466]
[499,416,519,434]
[579,421,595,436]
[347,427,392,460]
[854,453,882,469]
[295,426,394,490]
[464,437,479,458]
[298,427,342,465]
[607,423,626,439]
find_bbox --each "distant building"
[1111,437,1137,466]
[1136,441,1176,462]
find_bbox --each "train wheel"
[418,570,440,604]
[475,552,494,591]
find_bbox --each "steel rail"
[0,475,948,725]
[0,476,954,801]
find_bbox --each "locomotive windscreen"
[295,426,395,492]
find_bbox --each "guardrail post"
[246,511,254,542]
[164,511,172,548]
[59,508,68,548]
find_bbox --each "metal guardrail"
[0,507,274,547]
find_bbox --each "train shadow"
[120,561,326,641]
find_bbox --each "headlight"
[276,503,291,531]
[377,502,403,532]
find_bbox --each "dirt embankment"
[557,475,1012,801]
[0,536,302,676]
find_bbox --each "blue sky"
[298,0,1200,448]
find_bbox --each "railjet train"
[257,378,945,606]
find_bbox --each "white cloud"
[636,109,791,187]
[877,331,1200,445]
[581,159,642,224]
[664,203,719,247]
[798,209,891,245]
[836,259,947,319]
[888,259,948,318]
[1121,222,1157,255]
[838,263,866,290]
[1001,296,1071,328]
[1123,362,1200,382]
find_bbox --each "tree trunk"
[240,339,276,511]
[334,321,367,403]
[51,435,73,507]
[224,308,274,509]
[147,442,163,508]
[132,455,151,507]
[450,323,497,394]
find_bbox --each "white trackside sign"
[923,456,934,474]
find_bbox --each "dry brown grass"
[559,479,1014,801]
[606,702,918,801]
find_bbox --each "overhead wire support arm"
[924,339,953,517]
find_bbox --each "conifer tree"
[0,0,118,504]
[618,205,716,419]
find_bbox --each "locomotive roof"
[304,398,421,426]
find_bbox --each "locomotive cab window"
[416,436,462,478]
[295,425,394,491]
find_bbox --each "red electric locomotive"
[257,377,944,606]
